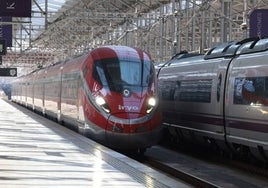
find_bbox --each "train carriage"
[12,46,163,152]
[157,38,268,162]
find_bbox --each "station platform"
[0,98,189,188]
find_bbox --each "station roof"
[1,0,268,74]
[4,0,166,69]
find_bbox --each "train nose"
[106,114,150,133]
[104,115,162,149]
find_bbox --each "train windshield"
[93,57,153,89]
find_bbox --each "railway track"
[126,145,268,188]
[139,155,219,188]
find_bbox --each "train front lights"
[148,97,156,106]
[95,96,110,113]
[96,96,106,106]
[146,97,157,114]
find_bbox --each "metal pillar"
[221,0,232,42]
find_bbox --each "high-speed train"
[157,37,268,162]
[12,46,162,152]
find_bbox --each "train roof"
[155,51,203,68]
[236,38,268,55]
[170,51,201,60]
[204,41,240,59]
[204,37,268,59]
[90,45,151,62]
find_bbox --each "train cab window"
[93,58,153,91]
[107,63,139,85]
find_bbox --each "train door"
[58,66,63,122]
[22,81,27,105]
[77,75,84,122]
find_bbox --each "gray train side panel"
[158,56,228,140]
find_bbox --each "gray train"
[157,37,268,162]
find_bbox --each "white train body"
[157,38,268,161]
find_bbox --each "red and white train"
[12,46,163,152]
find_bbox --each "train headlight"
[146,97,157,114]
[95,96,110,113]
[148,97,156,106]
[96,96,106,106]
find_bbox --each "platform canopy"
[1,0,268,75]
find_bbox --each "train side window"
[92,63,103,86]
[234,77,268,106]
[83,66,88,77]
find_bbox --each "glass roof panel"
[14,0,69,51]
